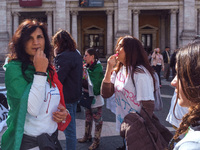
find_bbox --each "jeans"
[64,101,77,150]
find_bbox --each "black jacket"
[54,50,83,104]
[170,52,176,68]
[162,51,170,63]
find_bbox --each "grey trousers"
[164,63,170,80]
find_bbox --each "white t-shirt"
[24,75,60,136]
[91,95,104,108]
[166,91,188,128]
[111,65,155,132]
[106,94,117,114]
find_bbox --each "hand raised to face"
[33,48,48,72]
[107,55,117,69]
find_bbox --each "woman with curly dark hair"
[169,40,200,149]
[1,19,70,150]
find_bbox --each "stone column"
[180,0,196,46]
[13,12,20,34]
[46,11,53,38]
[114,8,118,37]
[0,0,9,61]
[132,9,140,39]
[71,11,78,43]
[7,4,12,38]
[198,9,200,35]
[128,9,132,35]
[114,7,118,47]
[0,1,7,33]
[160,15,166,51]
[170,9,178,54]
[116,0,129,37]
[55,0,66,31]
[106,10,113,56]
[66,2,70,32]
[178,4,184,48]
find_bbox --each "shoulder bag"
[79,91,94,109]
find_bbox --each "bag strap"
[137,108,159,150]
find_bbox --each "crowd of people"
[150,46,176,87]
[1,18,200,150]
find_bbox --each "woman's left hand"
[52,103,69,123]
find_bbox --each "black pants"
[153,65,162,85]
[171,66,176,79]
[20,129,62,150]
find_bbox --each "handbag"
[120,108,173,150]
[79,91,94,109]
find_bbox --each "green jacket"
[1,60,35,150]
[87,63,104,96]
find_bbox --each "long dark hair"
[174,41,200,139]
[114,35,155,86]
[52,29,77,54]
[7,19,53,81]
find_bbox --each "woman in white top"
[151,48,164,86]
[101,35,155,149]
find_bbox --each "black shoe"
[76,108,81,112]
[76,103,81,112]
[116,146,125,150]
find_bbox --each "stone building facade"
[0,0,199,60]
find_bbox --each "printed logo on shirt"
[44,88,60,113]
[115,85,139,106]
[116,72,127,83]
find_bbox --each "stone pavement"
[59,105,124,150]
[0,67,176,150]
[60,77,176,150]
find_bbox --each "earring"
[91,61,94,65]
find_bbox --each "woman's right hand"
[33,49,48,72]
[107,55,117,69]
[103,55,116,83]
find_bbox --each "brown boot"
[88,122,103,150]
[88,141,99,150]
[78,121,92,143]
